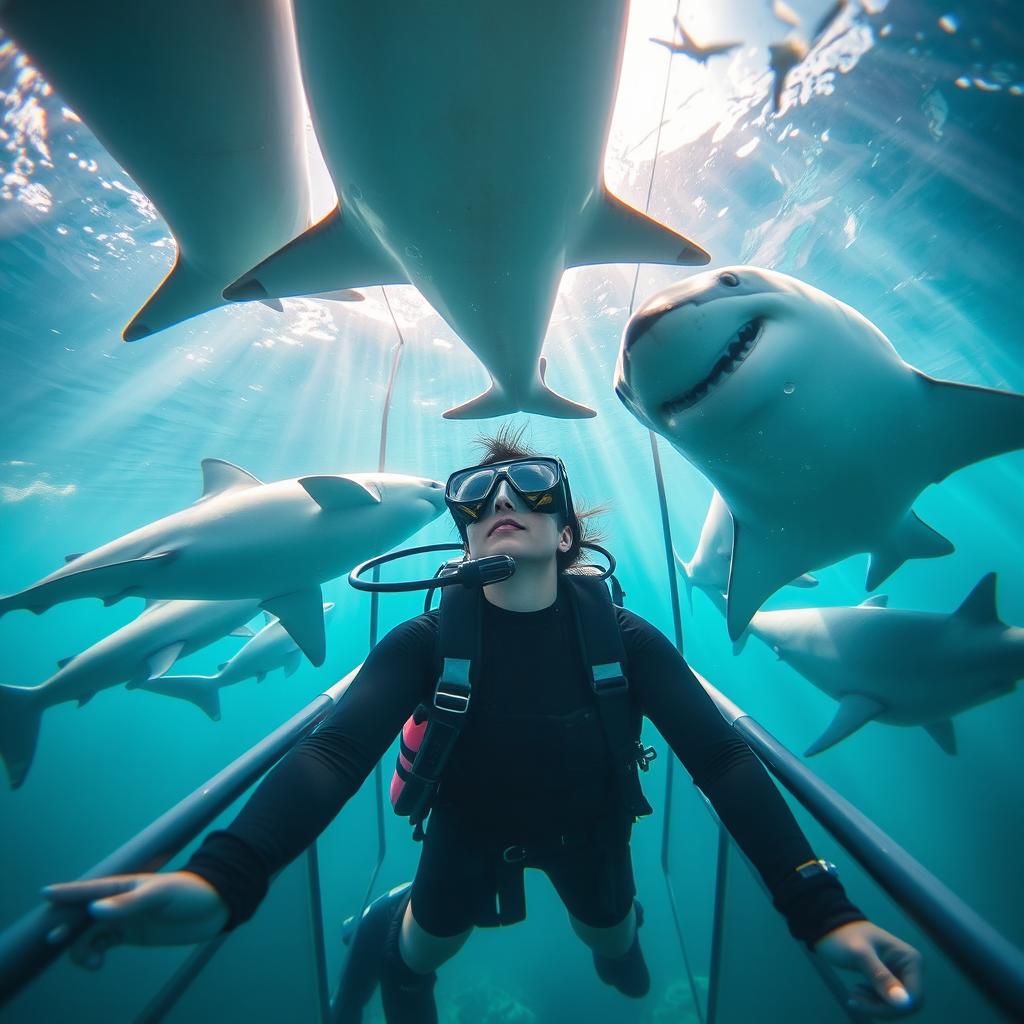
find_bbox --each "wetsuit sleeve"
[619,609,866,947]
[184,612,440,930]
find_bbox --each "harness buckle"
[434,687,470,714]
[502,845,527,863]
[635,743,658,772]
[591,661,628,694]
[434,658,471,714]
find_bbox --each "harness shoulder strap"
[395,584,479,834]
[565,575,655,819]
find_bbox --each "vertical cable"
[623,3,704,1020]
[357,287,406,917]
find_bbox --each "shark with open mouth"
[615,265,1024,639]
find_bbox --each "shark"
[0,460,445,665]
[0,597,261,789]
[1,0,312,340]
[222,0,709,419]
[134,603,337,722]
[736,575,1024,756]
[649,18,742,63]
[614,266,1024,640]
[676,489,817,607]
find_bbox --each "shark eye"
[719,271,740,287]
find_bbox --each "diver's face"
[465,480,572,566]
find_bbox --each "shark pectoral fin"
[924,719,957,755]
[0,685,43,789]
[64,553,83,564]
[261,586,326,667]
[726,520,806,641]
[198,459,263,502]
[77,693,95,707]
[805,694,884,756]
[134,676,222,722]
[222,206,407,302]
[123,255,219,342]
[859,595,889,608]
[953,573,1002,624]
[56,656,76,669]
[144,641,187,681]
[569,188,710,268]
[915,371,1024,482]
[673,549,694,612]
[260,298,284,313]
[792,573,819,589]
[230,625,255,638]
[316,289,365,303]
[102,588,140,608]
[866,511,954,590]
[299,476,381,510]
[283,651,302,678]
[256,672,267,683]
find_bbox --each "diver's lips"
[661,317,764,417]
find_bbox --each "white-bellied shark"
[736,575,1024,756]
[134,603,337,722]
[675,489,817,607]
[615,266,1024,639]
[222,0,709,419]
[1,0,311,340]
[0,597,260,789]
[0,460,445,666]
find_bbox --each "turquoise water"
[1,1,1022,1022]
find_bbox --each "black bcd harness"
[392,573,658,844]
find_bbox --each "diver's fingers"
[69,924,125,972]
[41,876,148,905]
[88,879,172,921]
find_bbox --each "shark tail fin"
[133,676,222,723]
[122,254,222,342]
[569,188,710,269]
[443,359,596,420]
[223,206,407,302]
[866,511,954,591]
[0,685,43,789]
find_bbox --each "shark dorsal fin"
[299,476,381,511]
[64,552,84,564]
[859,595,888,608]
[199,459,263,502]
[953,573,1000,624]
[262,610,277,625]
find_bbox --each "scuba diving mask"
[444,456,576,537]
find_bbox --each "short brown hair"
[467,423,604,573]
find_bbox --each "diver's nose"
[491,480,518,514]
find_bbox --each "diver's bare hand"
[814,920,923,1017]
[42,871,229,969]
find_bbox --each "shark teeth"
[662,317,764,417]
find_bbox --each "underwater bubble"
[783,382,796,394]
[954,76,971,89]
[938,14,959,34]
[973,78,1001,92]
[1010,84,1024,96]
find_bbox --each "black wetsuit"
[187,586,864,945]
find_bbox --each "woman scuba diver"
[43,427,923,1022]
